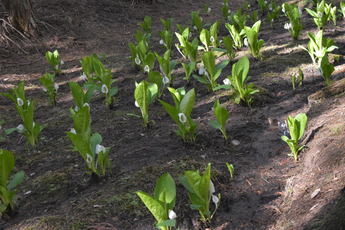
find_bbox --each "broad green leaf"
[295,113,308,140]
[135,81,149,117]
[0,149,14,188]
[72,106,91,140]
[157,219,176,227]
[159,100,179,124]
[179,88,195,116]
[154,173,176,209]
[69,82,85,108]
[136,191,166,222]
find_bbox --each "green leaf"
[210,120,222,130]
[0,149,15,188]
[7,171,25,191]
[136,191,167,223]
[179,88,195,116]
[154,173,176,210]
[157,219,176,227]
[159,100,179,124]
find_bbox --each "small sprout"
[226,162,234,180]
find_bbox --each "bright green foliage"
[0,149,25,214]
[210,100,229,140]
[225,23,244,50]
[82,54,118,109]
[68,82,93,115]
[306,0,334,29]
[45,50,63,75]
[66,105,111,176]
[300,30,338,66]
[128,40,155,72]
[181,61,196,83]
[193,51,230,91]
[139,16,152,34]
[175,28,199,62]
[128,81,157,128]
[200,21,220,51]
[159,88,197,142]
[136,173,176,230]
[228,8,248,31]
[179,163,220,223]
[226,163,234,180]
[243,20,264,59]
[191,11,203,33]
[1,82,43,148]
[221,0,231,20]
[39,73,58,106]
[282,2,303,40]
[155,50,178,85]
[148,71,165,99]
[219,56,259,106]
[319,55,335,86]
[281,113,308,161]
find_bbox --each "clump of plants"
[128,80,157,128]
[40,73,59,106]
[281,113,308,161]
[1,82,43,148]
[136,173,177,230]
[282,2,303,40]
[159,88,198,142]
[45,50,64,76]
[66,104,111,177]
[217,56,259,106]
[81,54,118,109]
[179,163,220,224]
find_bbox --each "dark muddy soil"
[0,0,344,229]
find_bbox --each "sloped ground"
[0,0,344,229]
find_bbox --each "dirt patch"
[0,0,345,229]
